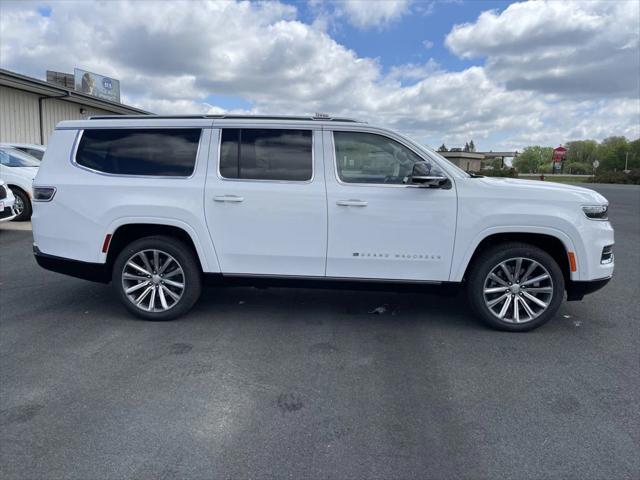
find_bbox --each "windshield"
[0,148,40,168]
[17,147,44,161]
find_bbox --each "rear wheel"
[112,236,201,321]
[467,243,564,331]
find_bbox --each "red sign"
[552,146,567,163]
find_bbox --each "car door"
[0,148,38,194]
[204,126,327,276]
[323,129,457,281]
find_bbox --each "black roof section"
[88,114,362,123]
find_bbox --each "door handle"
[336,199,368,207]
[213,195,244,203]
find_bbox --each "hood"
[477,177,608,204]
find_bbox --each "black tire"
[10,188,31,221]
[466,242,565,332]
[112,235,202,321]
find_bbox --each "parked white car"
[0,180,17,222]
[0,146,39,221]
[31,115,614,331]
[0,143,46,161]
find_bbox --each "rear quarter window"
[75,129,201,177]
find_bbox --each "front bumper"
[0,204,17,222]
[34,245,110,283]
[566,276,612,301]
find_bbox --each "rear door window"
[76,129,201,176]
[220,129,312,181]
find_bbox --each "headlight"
[582,205,608,220]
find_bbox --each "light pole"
[624,152,629,173]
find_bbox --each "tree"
[625,138,640,170]
[538,162,554,174]
[597,136,629,171]
[565,140,598,165]
[463,142,470,152]
[469,140,476,152]
[437,144,448,152]
[513,146,553,173]
[481,157,503,170]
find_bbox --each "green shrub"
[538,163,554,174]
[565,162,591,174]
[590,169,640,184]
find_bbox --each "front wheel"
[10,188,31,221]
[467,243,565,331]
[112,236,202,321]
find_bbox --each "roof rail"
[88,114,362,123]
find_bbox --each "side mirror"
[409,162,450,188]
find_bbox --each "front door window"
[334,131,426,185]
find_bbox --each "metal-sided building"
[0,69,148,146]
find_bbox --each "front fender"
[449,225,581,282]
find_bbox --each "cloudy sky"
[1,0,638,150]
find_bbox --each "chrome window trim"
[70,128,203,180]
[329,130,453,189]
[215,127,316,185]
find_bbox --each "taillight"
[33,186,57,202]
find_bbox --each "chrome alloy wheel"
[121,249,185,312]
[13,194,24,217]
[482,257,554,324]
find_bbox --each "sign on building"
[74,68,120,103]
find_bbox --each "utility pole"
[625,152,629,172]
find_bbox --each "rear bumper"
[566,276,611,301]
[34,245,110,283]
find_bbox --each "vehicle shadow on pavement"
[187,285,482,331]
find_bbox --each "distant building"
[0,68,149,145]
[440,151,484,172]
[440,150,518,171]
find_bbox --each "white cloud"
[127,98,226,116]
[422,40,434,49]
[307,0,415,31]
[445,0,640,98]
[387,58,442,83]
[341,0,412,29]
[0,0,637,151]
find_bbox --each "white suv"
[32,115,614,331]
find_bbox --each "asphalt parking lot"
[1,184,639,480]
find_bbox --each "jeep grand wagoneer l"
[31,115,613,331]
